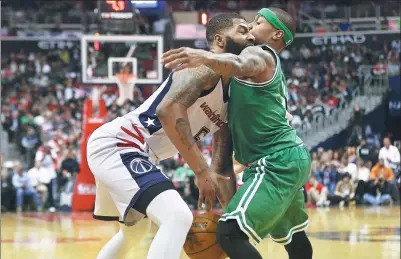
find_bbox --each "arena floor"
[1,206,399,259]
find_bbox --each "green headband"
[257,8,294,47]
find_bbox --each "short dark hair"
[206,13,245,44]
[269,7,296,37]
[343,172,351,179]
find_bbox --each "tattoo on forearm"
[211,125,236,206]
[205,47,271,78]
[165,65,220,108]
[175,118,196,150]
[211,124,234,174]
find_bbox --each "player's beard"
[225,36,250,55]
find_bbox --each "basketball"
[184,212,227,259]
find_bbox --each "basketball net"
[115,72,137,106]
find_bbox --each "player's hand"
[161,47,209,72]
[214,174,236,208]
[196,169,230,211]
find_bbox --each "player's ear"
[214,34,225,49]
[273,30,284,41]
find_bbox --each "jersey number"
[193,126,210,142]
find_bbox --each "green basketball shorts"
[220,144,311,245]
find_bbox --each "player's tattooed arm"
[162,46,275,78]
[204,46,275,78]
[156,65,220,174]
[211,124,236,208]
[157,66,226,211]
[211,124,234,174]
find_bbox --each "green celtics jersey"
[228,44,303,165]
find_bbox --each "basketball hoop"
[115,72,137,106]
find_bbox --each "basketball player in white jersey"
[87,13,255,259]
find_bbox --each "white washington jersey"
[120,73,228,162]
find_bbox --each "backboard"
[81,35,163,84]
[108,57,138,80]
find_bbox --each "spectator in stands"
[314,162,337,195]
[370,159,400,201]
[12,162,42,212]
[3,110,20,143]
[346,147,357,163]
[59,149,79,194]
[300,45,312,60]
[305,176,330,207]
[370,159,394,183]
[381,17,390,30]
[347,105,364,146]
[363,176,393,206]
[310,152,320,172]
[387,46,399,61]
[310,71,324,91]
[391,39,400,55]
[35,145,57,211]
[102,90,118,108]
[354,160,372,203]
[319,150,331,164]
[329,173,355,207]
[378,137,401,174]
[27,160,49,206]
[372,55,387,76]
[21,127,40,168]
[1,165,15,212]
[287,80,300,102]
[329,61,339,77]
[338,156,358,181]
[387,55,400,75]
[357,139,374,162]
[365,126,381,160]
[338,18,352,32]
[330,151,341,168]
[59,48,70,65]
[292,62,306,78]
[351,49,363,65]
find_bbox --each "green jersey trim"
[232,44,281,87]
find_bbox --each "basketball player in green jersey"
[162,7,312,259]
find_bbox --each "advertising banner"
[174,31,400,50]
[293,32,399,48]
[388,75,401,117]
[1,37,80,53]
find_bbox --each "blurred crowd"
[1,47,85,212]
[305,136,400,208]
[282,38,400,130]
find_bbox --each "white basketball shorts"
[87,117,171,226]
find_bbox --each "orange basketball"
[184,212,227,259]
